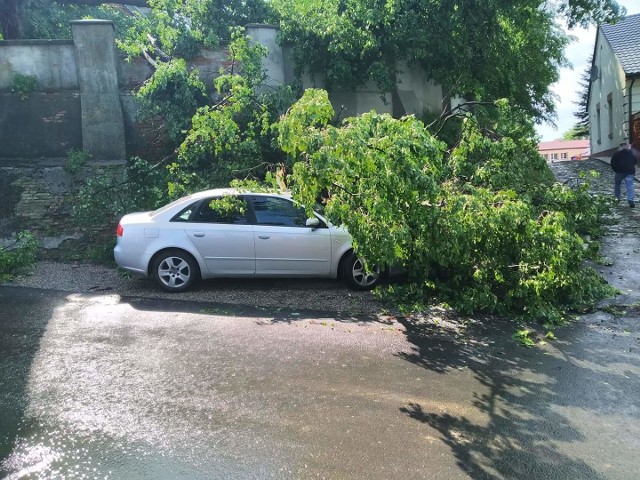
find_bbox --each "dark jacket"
[610,148,638,175]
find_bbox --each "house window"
[607,93,613,139]
[551,153,558,160]
[543,154,549,160]
[596,103,602,143]
[561,152,568,160]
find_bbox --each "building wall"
[291,64,443,119]
[627,78,640,146]
[71,20,126,160]
[0,21,126,161]
[539,147,588,162]
[329,83,393,117]
[590,31,628,158]
[0,40,83,161]
[246,24,285,90]
[395,60,443,116]
[1,23,444,164]
[0,161,124,257]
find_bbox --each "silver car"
[114,189,381,292]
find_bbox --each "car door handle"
[258,235,270,239]
[193,232,205,238]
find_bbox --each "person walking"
[610,143,638,208]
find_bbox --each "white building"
[588,14,640,159]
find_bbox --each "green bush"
[64,149,92,175]
[136,59,208,144]
[0,232,38,282]
[73,157,169,228]
[10,73,38,100]
[86,239,118,265]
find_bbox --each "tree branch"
[429,101,498,137]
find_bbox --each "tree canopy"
[278,90,613,321]
[117,0,274,59]
[570,56,593,139]
[2,0,624,125]
[272,0,624,122]
[0,0,136,39]
[0,0,273,45]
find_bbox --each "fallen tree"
[278,90,614,323]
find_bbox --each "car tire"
[342,251,381,291]
[151,249,200,293]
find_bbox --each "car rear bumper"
[114,245,150,278]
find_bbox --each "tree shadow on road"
[395,313,638,480]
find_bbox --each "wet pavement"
[0,159,639,479]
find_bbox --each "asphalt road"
[1,285,639,479]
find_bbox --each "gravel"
[4,261,387,316]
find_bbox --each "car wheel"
[152,249,199,293]
[342,252,381,291]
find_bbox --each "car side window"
[192,196,249,224]
[250,196,311,227]
[171,202,199,222]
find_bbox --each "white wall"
[396,61,443,116]
[329,88,393,117]
[294,61,442,118]
[246,24,285,89]
[269,30,445,118]
[295,66,395,117]
[590,30,627,157]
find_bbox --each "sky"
[536,0,640,141]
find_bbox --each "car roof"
[187,188,291,200]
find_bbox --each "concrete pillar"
[71,19,125,161]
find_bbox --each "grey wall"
[0,22,242,163]
[0,92,82,160]
[0,22,127,161]
[0,40,78,90]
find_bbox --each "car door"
[248,195,332,276]
[182,196,255,275]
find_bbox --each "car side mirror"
[306,217,321,228]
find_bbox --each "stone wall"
[0,160,124,258]
[0,20,229,257]
[0,21,128,256]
